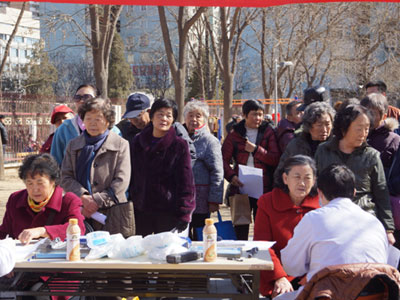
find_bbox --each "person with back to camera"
[130,98,195,236]
[315,104,396,244]
[0,153,85,244]
[253,155,320,298]
[275,164,389,300]
[222,99,280,240]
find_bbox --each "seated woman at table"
[253,155,320,298]
[0,153,85,245]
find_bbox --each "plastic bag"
[107,235,144,259]
[85,231,113,260]
[142,231,190,261]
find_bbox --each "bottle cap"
[205,219,214,225]
[69,218,78,225]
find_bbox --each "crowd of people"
[0,80,400,298]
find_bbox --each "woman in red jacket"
[0,153,85,244]
[254,155,319,298]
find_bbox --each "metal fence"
[0,94,63,164]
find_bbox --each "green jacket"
[315,137,394,231]
[277,132,321,172]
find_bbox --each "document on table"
[15,238,47,262]
[238,164,263,199]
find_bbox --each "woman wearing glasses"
[51,84,121,165]
[51,84,98,165]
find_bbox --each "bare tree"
[0,2,26,98]
[42,4,122,98]
[244,4,348,112]
[158,6,207,121]
[206,7,259,129]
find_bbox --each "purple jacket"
[130,123,195,223]
[367,118,400,174]
[0,186,85,241]
[276,118,297,152]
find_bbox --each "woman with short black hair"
[0,153,85,244]
[315,104,395,244]
[130,98,195,236]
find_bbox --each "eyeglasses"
[73,94,94,102]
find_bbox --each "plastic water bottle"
[66,218,81,261]
[203,218,217,262]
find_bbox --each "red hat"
[51,105,74,124]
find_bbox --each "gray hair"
[303,102,335,133]
[360,93,388,118]
[183,100,210,120]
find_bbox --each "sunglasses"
[73,94,94,102]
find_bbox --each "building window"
[10,48,18,57]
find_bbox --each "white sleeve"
[281,215,314,277]
[0,240,15,276]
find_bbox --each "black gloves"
[174,220,189,233]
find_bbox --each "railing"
[205,98,293,106]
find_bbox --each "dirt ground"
[0,167,254,238]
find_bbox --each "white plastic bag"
[107,235,144,259]
[142,231,190,261]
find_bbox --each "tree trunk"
[223,72,234,131]
[0,2,26,99]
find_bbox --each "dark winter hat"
[122,92,153,119]
[297,86,327,111]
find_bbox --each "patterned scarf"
[27,187,55,213]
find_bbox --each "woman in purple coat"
[130,98,195,236]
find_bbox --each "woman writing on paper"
[0,153,85,245]
[254,155,320,298]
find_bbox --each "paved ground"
[0,167,254,238]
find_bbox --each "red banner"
[0,0,388,7]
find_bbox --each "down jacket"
[222,120,280,196]
[188,124,224,214]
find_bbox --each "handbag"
[195,211,237,241]
[103,201,135,238]
[229,194,252,225]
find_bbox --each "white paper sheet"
[15,238,47,262]
[388,245,400,269]
[91,211,107,225]
[238,164,263,199]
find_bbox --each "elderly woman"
[254,155,319,298]
[278,101,335,169]
[0,153,85,244]
[183,100,224,240]
[130,98,195,236]
[61,97,132,236]
[315,104,395,244]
